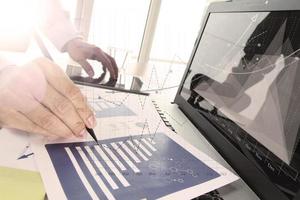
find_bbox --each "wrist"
[62,37,84,53]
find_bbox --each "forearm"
[38,0,82,52]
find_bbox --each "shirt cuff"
[42,11,83,52]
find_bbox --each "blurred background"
[0,0,225,99]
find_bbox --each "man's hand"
[0,58,96,138]
[65,38,118,80]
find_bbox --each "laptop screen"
[180,11,300,197]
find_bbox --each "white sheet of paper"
[0,128,37,171]
[32,126,238,200]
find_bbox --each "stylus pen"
[86,126,99,145]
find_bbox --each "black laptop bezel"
[174,0,300,199]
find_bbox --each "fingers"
[66,39,118,80]
[93,47,118,80]
[104,52,119,79]
[21,99,73,138]
[77,60,94,78]
[41,84,87,137]
[0,58,95,138]
[34,58,96,129]
[0,107,51,137]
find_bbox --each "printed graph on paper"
[45,133,220,200]
[88,97,136,118]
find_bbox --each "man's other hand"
[66,38,118,80]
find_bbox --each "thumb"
[77,60,94,78]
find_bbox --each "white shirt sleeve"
[38,0,82,52]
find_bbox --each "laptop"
[169,0,300,199]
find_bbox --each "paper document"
[32,129,238,200]
[32,86,238,199]
[0,128,36,171]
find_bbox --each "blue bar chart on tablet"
[45,133,220,200]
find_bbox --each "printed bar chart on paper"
[89,99,136,118]
[45,133,222,200]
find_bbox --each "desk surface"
[153,95,260,200]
